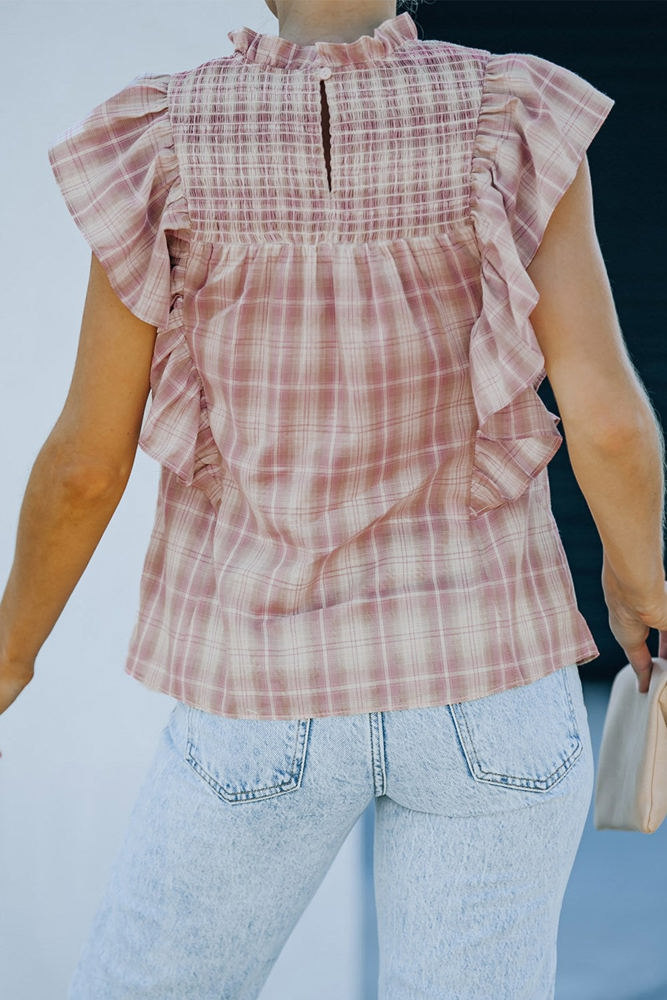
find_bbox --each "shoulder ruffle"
[48,73,189,328]
[467,51,614,515]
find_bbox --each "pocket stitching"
[449,669,583,791]
[184,712,311,804]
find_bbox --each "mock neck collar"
[228,12,419,69]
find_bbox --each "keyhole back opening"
[320,80,332,194]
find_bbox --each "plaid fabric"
[47,12,615,719]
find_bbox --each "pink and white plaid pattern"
[48,13,615,718]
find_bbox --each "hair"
[397,0,425,16]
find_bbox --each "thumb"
[627,642,653,694]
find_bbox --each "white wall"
[0,4,367,997]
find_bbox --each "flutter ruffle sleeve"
[47,73,188,328]
[468,51,615,516]
[47,75,221,502]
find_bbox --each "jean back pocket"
[185,707,311,804]
[447,666,582,792]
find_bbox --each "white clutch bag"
[594,657,667,833]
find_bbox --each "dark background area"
[411,0,666,681]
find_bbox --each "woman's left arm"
[0,253,157,716]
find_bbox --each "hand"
[0,658,35,720]
[601,563,667,693]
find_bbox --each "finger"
[659,630,667,661]
[628,645,653,693]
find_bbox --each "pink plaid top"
[48,12,615,719]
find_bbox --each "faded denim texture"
[67,663,593,999]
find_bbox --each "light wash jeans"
[67,662,594,1000]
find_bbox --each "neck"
[271,1,398,45]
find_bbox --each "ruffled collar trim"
[228,12,419,69]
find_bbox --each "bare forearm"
[0,442,128,666]
[563,407,665,606]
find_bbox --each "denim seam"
[368,712,387,797]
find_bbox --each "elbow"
[565,408,658,455]
[39,443,132,504]
[60,463,130,503]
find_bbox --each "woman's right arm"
[526,155,667,691]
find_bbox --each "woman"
[1,0,666,996]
